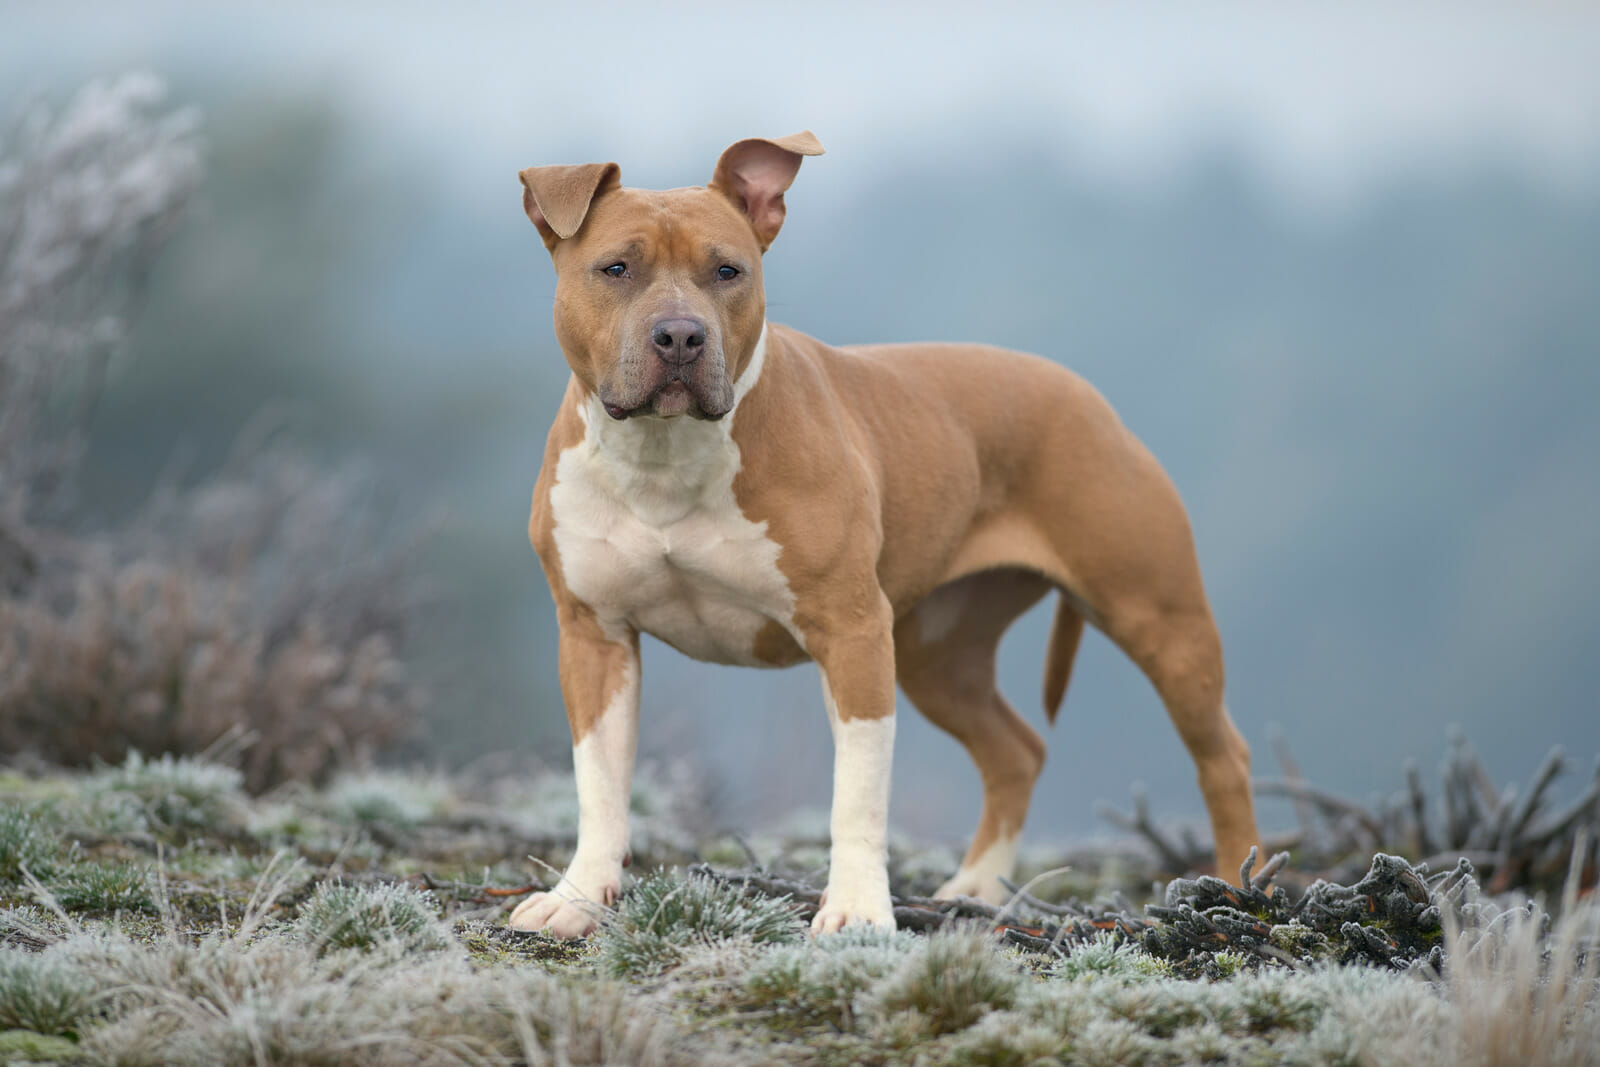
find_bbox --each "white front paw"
[508,863,620,938]
[811,882,896,935]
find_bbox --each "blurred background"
[2,2,1597,849]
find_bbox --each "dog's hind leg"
[1026,409,1262,880]
[1104,599,1258,880]
[895,569,1052,904]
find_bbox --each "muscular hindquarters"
[825,336,1259,874]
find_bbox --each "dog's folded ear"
[519,162,622,250]
[710,131,824,251]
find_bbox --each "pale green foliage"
[56,929,698,1067]
[86,751,246,832]
[0,946,99,1036]
[294,880,448,955]
[860,926,1026,1038]
[935,1007,1073,1064]
[1051,931,1176,984]
[323,769,454,828]
[1270,964,1451,1066]
[0,743,1593,1064]
[0,1029,80,1061]
[722,928,1472,1064]
[46,861,157,914]
[0,806,64,881]
[0,904,67,943]
[743,927,919,1029]
[0,864,1593,1066]
[597,869,805,978]
[1211,949,1248,978]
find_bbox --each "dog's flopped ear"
[709,131,824,251]
[518,162,621,250]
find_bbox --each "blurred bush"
[0,75,422,790]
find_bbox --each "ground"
[0,754,1595,1066]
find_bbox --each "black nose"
[651,318,706,365]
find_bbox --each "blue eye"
[602,263,627,278]
[717,265,739,281]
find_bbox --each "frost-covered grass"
[0,755,1595,1065]
[84,751,247,834]
[42,863,157,916]
[598,869,806,978]
[322,769,456,828]
[295,881,448,955]
[0,947,98,1037]
[4,897,1595,1066]
[0,808,65,882]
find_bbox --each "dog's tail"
[1042,595,1084,724]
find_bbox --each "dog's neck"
[573,323,767,521]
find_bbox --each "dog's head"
[519,132,823,421]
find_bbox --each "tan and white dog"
[508,132,1260,938]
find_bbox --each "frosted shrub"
[0,946,100,1036]
[0,807,64,882]
[858,926,1025,1038]
[0,72,200,534]
[45,862,157,915]
[70,935,699,1067]
[295,881,447,955]
[743,927,918,1030]
[1051,930,1175,984]
[324,769,454,828]
[0,76,425,791]
[85,750,245,832]
[596,869,805,978]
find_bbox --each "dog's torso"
[531,320,1150,669]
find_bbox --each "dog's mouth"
[602,377,729,422]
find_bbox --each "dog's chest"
[547,407,799,666]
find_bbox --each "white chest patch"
[547,326,800,666]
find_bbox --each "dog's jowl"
[509,132,1261,937]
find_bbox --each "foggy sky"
[6,2,1599,212]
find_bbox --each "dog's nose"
[651,318,706,365]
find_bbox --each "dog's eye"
[716,265,740,281]
[601,263,627,278]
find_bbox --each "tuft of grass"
[1211,949,1248,979]
[0,807,65,882]
[742,927,918,1031]
[497,969,695,1067]
[1068,1016,1168,1066]
[294,880,447,955]
[1052,931,1176,984]
[1441,899,1600,1067]
[46,862,157,914]
[56,928,702,1067]
[86,751,245,833]
[0,946,100,1036]
[937,1007,1075,1065]
[1223,969,1326,1035]
[596,869,805,978]
[0,1029,82,1061]
[1265,964,1451,1064]
[860,926,1026,1038]
[323,770,453,829]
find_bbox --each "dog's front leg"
[808,606,898,934]
[510,612,639,938]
